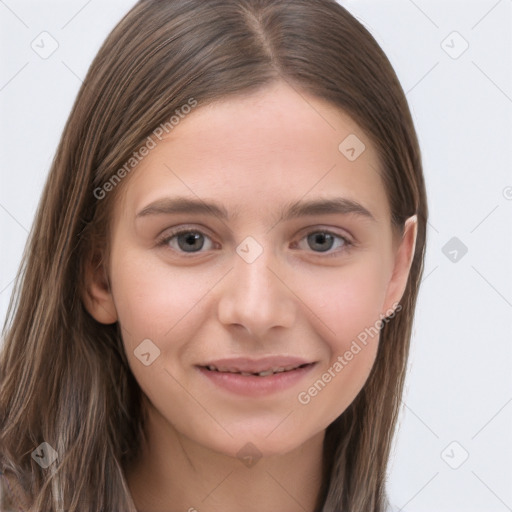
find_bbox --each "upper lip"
[198,356,314,374]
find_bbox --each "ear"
[381,215,418,315]
[82,251,118,324]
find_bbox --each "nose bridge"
[217,235,295,336]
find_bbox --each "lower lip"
[197,364,316,397]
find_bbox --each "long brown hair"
[0,1,428,510]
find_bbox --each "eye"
[156,227,353,257]
[293,229,353,257]
[156,228,215,254]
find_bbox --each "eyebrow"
[135,196,376,223]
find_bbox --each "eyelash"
[155,226,354,258]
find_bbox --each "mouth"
[196,358,317,396]
[200,362,315,377]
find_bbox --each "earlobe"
[82,255,118,325]
[382,214,418,315]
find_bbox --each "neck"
[126,402,325,512]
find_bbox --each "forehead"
[114,82,390,227]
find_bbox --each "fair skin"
[84,81,417,512]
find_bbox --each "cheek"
[299,254,390,346]
[108,251,213,403]
[109,249,211,340]
[291,256,389,413]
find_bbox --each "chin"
[201,429,308,461]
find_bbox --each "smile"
[202,363,312,377]
[196,360,317,397]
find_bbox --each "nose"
[216,241,297,338]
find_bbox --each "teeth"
[257,369,274,377]
[205,364,306,376]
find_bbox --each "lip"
[196,356,317,397]
[198,356,313,374]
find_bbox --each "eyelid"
[155,225,217,253]
[292,227,354,258]
[296,224,354,244]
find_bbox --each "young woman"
[0,1,428,510]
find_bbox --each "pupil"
[178,232,204,252]
[308,232,334,252]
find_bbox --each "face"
[85,81,417,459]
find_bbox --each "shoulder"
[0,471,32,511]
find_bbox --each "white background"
[1,1,511,511]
